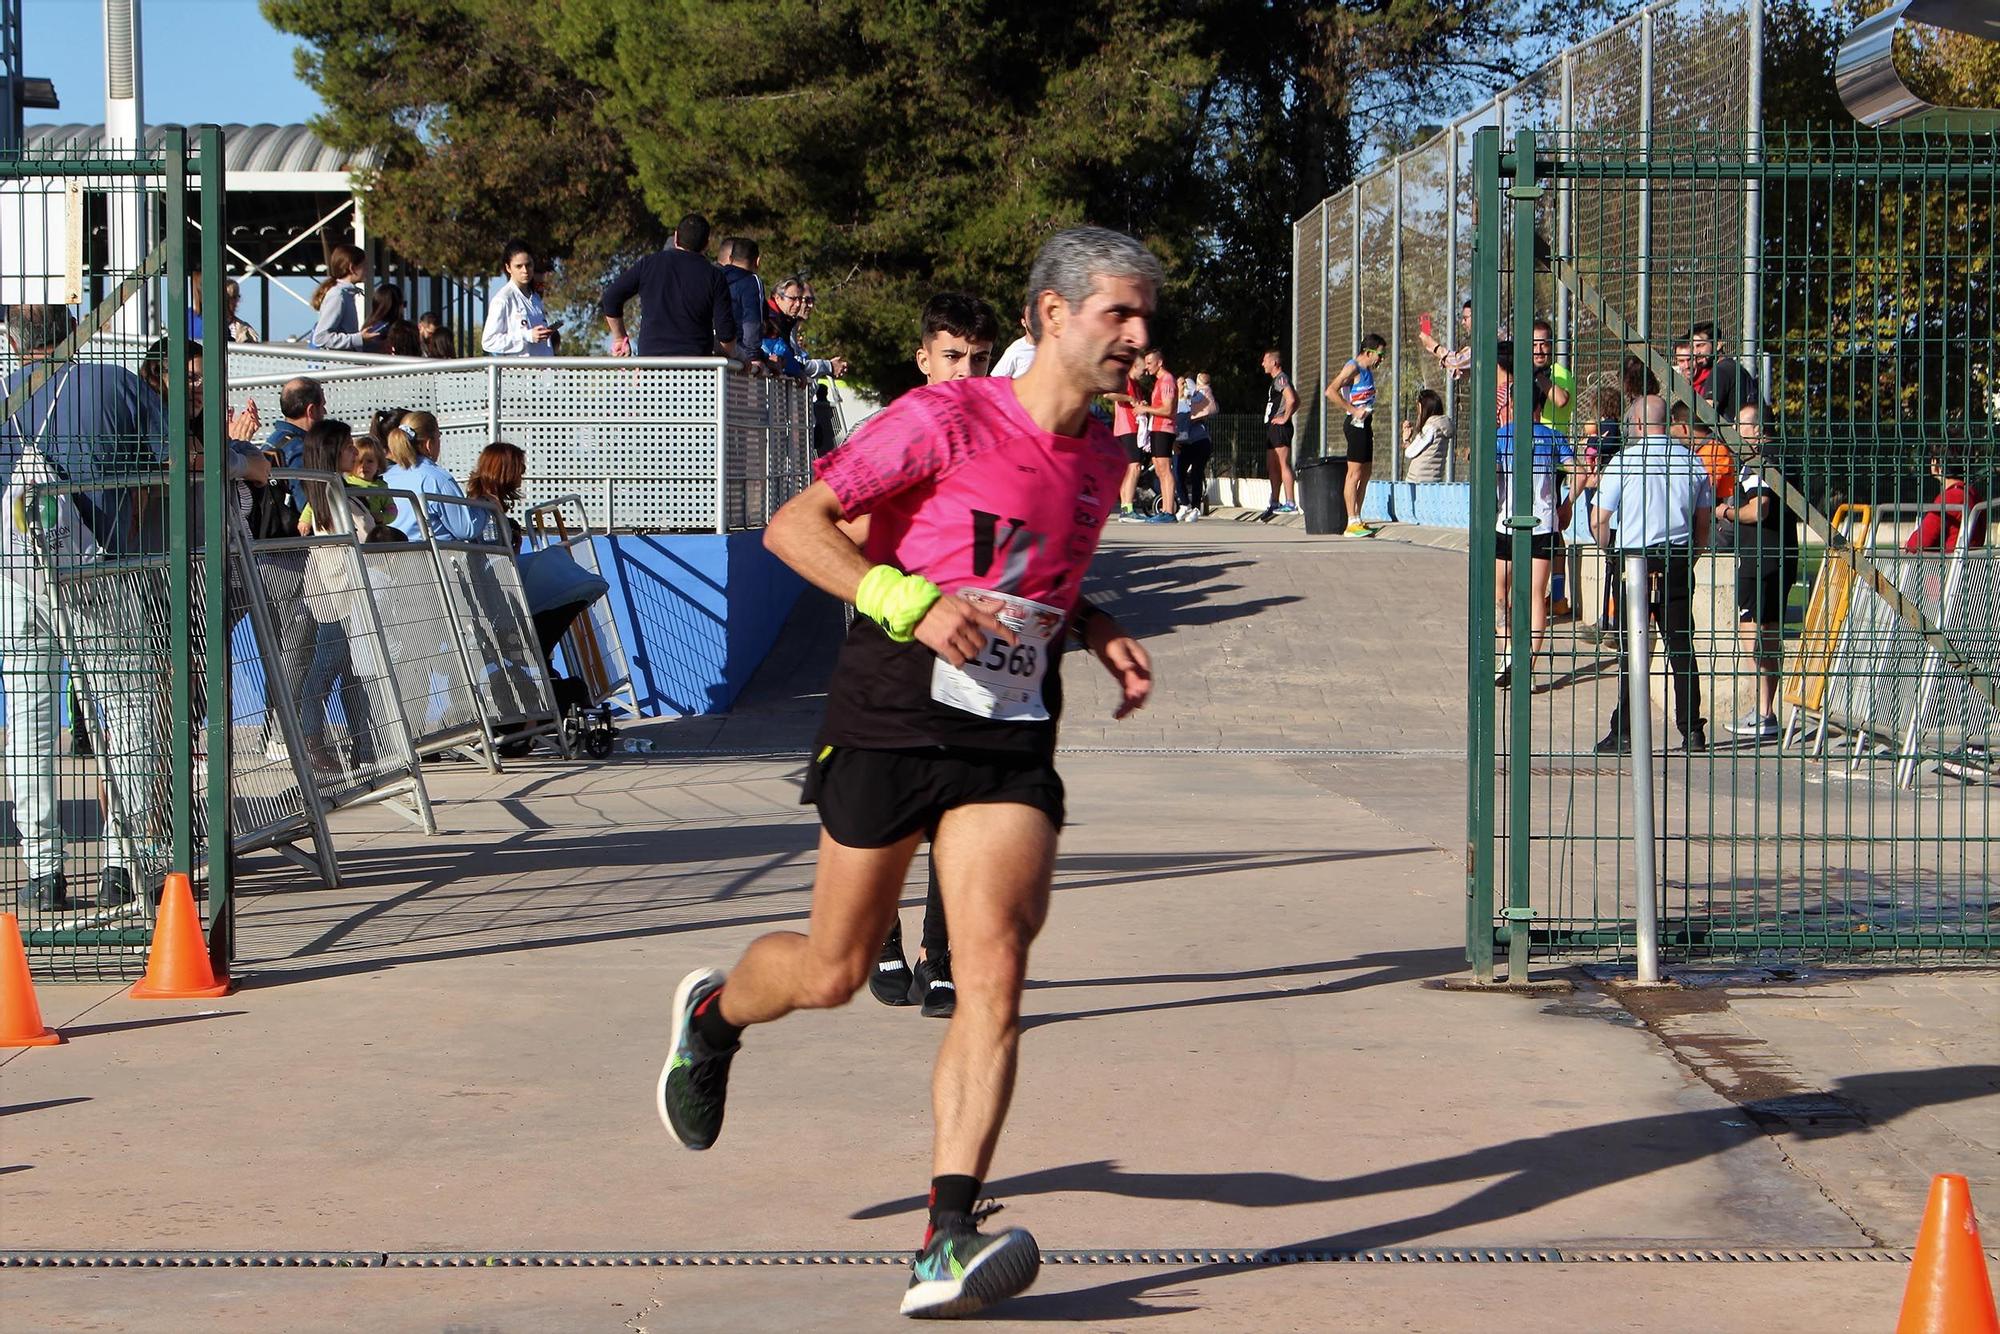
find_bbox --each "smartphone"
[1419,313,1435,339]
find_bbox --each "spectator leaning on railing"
[599,213,738,359]
[718,237,774,373]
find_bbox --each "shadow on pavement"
[850,1065,2000,1322]
[1084,547,1301,635]
[1019,945,1463,1031]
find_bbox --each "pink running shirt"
[813,374,1128,754]
[819,375,1127,615]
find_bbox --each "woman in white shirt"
[1400,388,1452,484]
[481,241,556,357]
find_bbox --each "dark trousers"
[1175,437,1212,513]
[1607,549,1704,737]
[258,556,318,734]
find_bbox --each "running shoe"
[1727,712,1780,741]
[1144,511,1178,524]
[657,967,737,1150]
[900,1205,1041,1318]
[1274,502,1300,514]
[872,920,917,1007]
[1344,521,1374,537]
[28,872,68,914]
[1114,508,1146,523]
[95,867,136,909]
[914,952,956,1019]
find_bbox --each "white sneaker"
[1727,712,1780,740]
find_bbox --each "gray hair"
[1023,226,1164,338]
[5,304,75,354]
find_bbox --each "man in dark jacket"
[600,214,739,359]
[718,237,772,371]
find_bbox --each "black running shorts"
[1343,415,1376,466]
[1265,421,1293,448]
[803,745,1066,848]
[1116,432,1148,466]
[1736,564,1797,626]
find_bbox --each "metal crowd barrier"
[423,493,565,756]
[525,496,639,720]
[226,356,813,532]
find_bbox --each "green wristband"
[854,564,941,643]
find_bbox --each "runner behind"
[1260,349,1299,513]
[657,227,1160,1319]
[872,291,1003,1017]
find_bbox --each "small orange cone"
[1897,1173,2000,1334]
[128,873,232,1000]
[0,912,61,1047]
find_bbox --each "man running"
[657,226,1159,1320]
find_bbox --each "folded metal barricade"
[422,493,564,756]
[252,469,436,832]
[523,496,638,721]
[351,486,503,771]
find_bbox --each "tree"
[271,0,1628,397]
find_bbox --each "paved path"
[2,522,1994,1332]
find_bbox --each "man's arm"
[1592,506,1614,550]
[1693,504,1713,551]
[600,263,642,354]
[1070,597,1152,720]
[1325,363,1356,413]
[764,480,1007,667]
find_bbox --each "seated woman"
[458,441,528,548]
[381,411,466,541]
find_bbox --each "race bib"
[930,587,1065,722]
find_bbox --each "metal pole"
[1390,156,1404,484]
[197,124,232,969]
[1351,190,1362,360]
[714,365,728,535]
[1506,128,1538,986]
[1317,204,1330,461]
[1623,553,1660,984]
[485,361,501,443]
[1467,127,1503,985]
[1557,50,1574,363]
[1741,0,1765,376]
[164,126,194,879]
[1637,8,1655,343]
[1445,128,1460,483]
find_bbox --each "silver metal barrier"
[356,486,503,770]
[423,493,564,755]
[261,469,436,831]
[524,496,638,720]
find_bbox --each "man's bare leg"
[1268,447,1296,507]
[1151,458,1177,516]
[717,828,922,1026]
[1118,461,1143,512]
[927,801,1057,1181]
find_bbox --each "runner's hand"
[915,594,1016,668]
[1091,626,1152,719]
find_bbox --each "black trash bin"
[1298,455,1347,534]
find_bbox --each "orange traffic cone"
[0,912,61,1047]
[1897,1173,2000,1334]
[128,873,232,1000]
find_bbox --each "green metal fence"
[1468,125,1999,980]
[2,127,231,980]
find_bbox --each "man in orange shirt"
[1671,401,1737,520]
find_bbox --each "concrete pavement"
[2,521,1995,1332]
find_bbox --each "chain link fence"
[1292,0,1760,483]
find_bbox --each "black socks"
[928,1174,980,1236]
[692,987,743,1051]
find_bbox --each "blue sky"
[23,0,324,128]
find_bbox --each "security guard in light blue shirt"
[1591,394,1716,755]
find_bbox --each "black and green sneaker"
[899,1205,1041,1319]
[656,967,736,1150]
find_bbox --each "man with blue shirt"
[2,304,166,912]
[1591,394,1714,754]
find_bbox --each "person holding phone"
[482,240,556,358]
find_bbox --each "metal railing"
[227,355,814,533]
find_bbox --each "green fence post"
[197,124,232,972]
[1506,128,1540,984]
[163,127,195,881]
[1466,126,1502,983]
